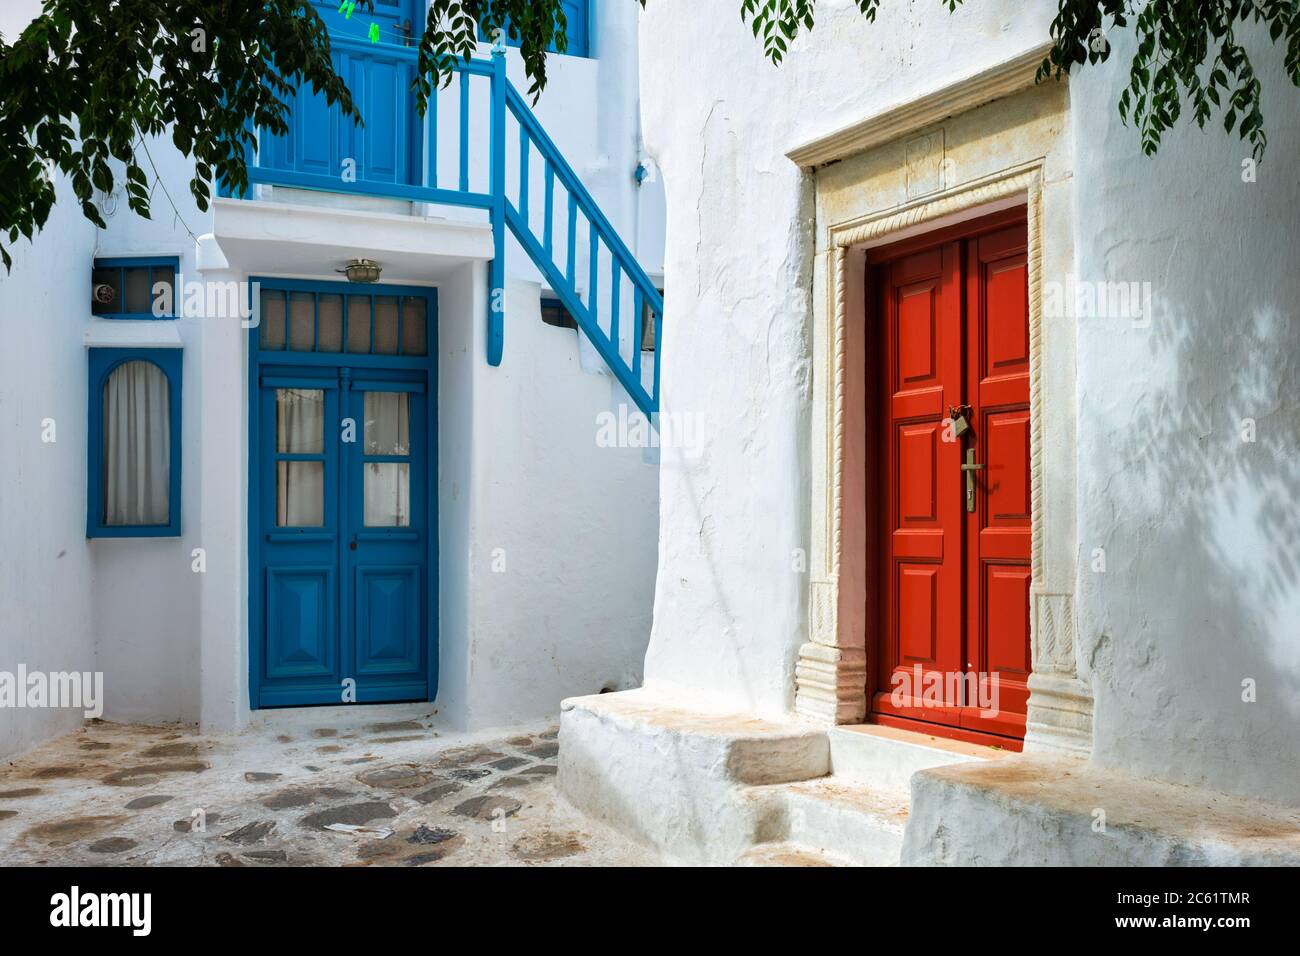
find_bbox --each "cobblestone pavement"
[0,715,656,867]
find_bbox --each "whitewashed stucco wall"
[1070,28,1300,806]
[0,176,100,758]
[443,278,658,729]
[0,2,86,757]
[637,0,1052,716]
[637,0,1299,805]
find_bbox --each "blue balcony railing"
[219,40,663,417]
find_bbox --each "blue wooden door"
[262,0,422,187]
[345,373,430,699]
[255,364,430,707]
[559,0,589,56]
[313,0,416,42]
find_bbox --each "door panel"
[255,367,429,707]
[872,214,1032,746]
[984,411,1031,523]
[898,424,938,521]
[263,1,420,186]
[984,565,1032,675]
[346,383,428,694]
[355,566,422,675]
[896,282,940,386]
[966,226,1031,736]
[875,242,964,721]
[265,567,337,679]
[898,566,939,663]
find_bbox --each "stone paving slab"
[0,716,658,867]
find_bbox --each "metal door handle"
[960,448,983,513]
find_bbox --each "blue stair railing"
[221,43,663,418]
[500,76,663,417]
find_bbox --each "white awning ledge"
[84,318,185,349]
[209,197,494,283]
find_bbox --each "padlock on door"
[946,404,971,441]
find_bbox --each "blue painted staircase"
[223,41,663,417]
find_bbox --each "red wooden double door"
[868,209,1031,747]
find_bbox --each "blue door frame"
[248,278,438,709]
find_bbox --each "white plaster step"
[560,690,834,864]
[736,842,858,867]
[904,754,1300,866]
[742,776,911,866]
[828,723,1007,790]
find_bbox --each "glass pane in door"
[276,389,325,453]
[364,392,409,455]
[364,462,410,527]
[275,387,326,526]
[277,461,325,526]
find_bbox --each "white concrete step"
[736,842,857,867]
[904,753,1300,865]
[559,690,832,864]
[728,725,1008,866]
[828,723,1006,790]
[742,777,910,866]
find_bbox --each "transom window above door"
[258,288,429,356]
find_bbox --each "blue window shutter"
[561,1,588,57]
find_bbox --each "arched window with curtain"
[87,349,183,537]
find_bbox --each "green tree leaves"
[1038,1,1295,161]
[412,1,571,106]
[0,0,362,269]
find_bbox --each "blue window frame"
[87,348,183,538]
[540,296,578,331]
[480,1,590,57]
[92,256,180,320]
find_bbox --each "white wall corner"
[195,233,229,272]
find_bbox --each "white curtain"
[276,389,324,526]
[103,360,170,526]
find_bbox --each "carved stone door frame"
[791,61,1093,755]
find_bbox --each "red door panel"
[871,212,1031,748]
[966,227,1031,739]
[899,566,939,663]
[898,424,938,521]
[874,242,963,726]
[984,411,1031,523]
